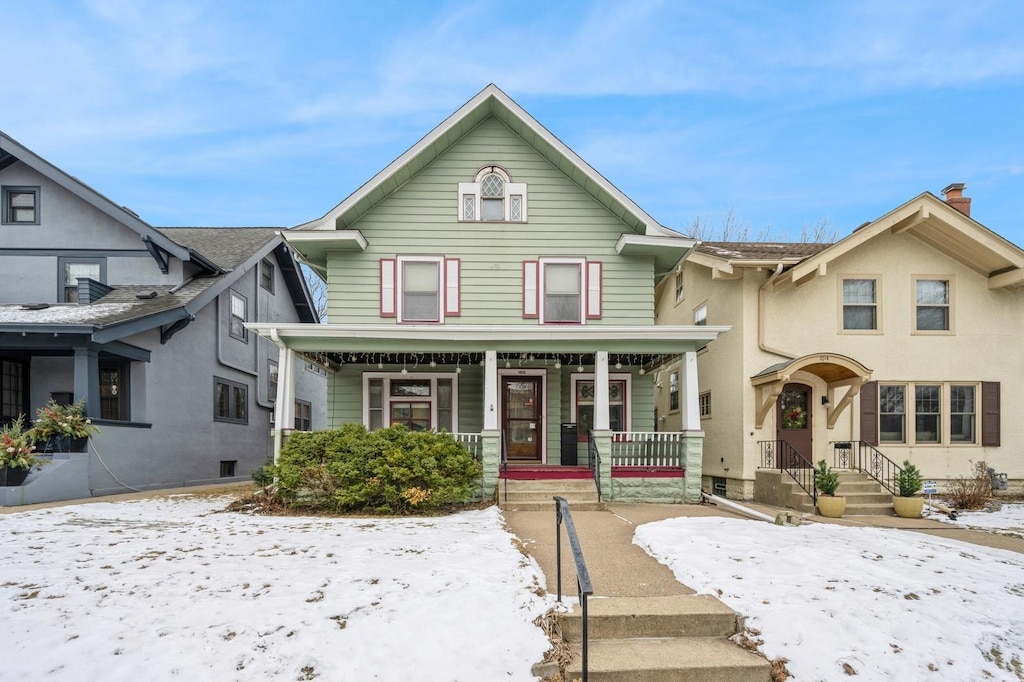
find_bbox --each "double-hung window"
[380,257,459,321]
[915,278,951,332]
[2,186,39,225]
[571,374,630,436]
[950,385,976,442]
[59,258,104,303]
[364,374,457,432]
[876,382,981,445]
[879,385,906,443]
[294,400,312,431]
[523,258,601,323]
[229,291,248,341]
[669,371,679,411]
[260,258,275,293]
[842,278,878,330]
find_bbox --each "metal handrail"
[554,496,594,682]
[759,439,817,507]
[586,429,602,503]
[501,429,508,502]
[831,440,902,496]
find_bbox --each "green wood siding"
[326,117,655,326]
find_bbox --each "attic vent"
[21,303,50,310]
[135,291,158,300]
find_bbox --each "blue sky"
[5,1,1024,244]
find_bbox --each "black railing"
[501,429,509,502]
[554,496,594,682]
[586,429,602,503]
[759,439,816,507]
[831,441,901,496]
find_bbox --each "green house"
[250,85,727,502]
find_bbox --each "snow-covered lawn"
[936,502,1024,538]
[0,496,553,681]
[636,510,1024,681]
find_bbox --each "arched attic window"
[458,166,527,222]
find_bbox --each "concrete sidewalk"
[0,481,256,514]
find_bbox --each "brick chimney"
[942,182,971,217]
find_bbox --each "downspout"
[269,329,287,466]
[758,263,796,360]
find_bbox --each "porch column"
[273,346,296,465]
[680,351,700,431]
[594,350,610,430]
[73,346,100,418]
[483,350,498,431]
[481,350,500,499]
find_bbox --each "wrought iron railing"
[831,441,901,497]
[609,431,684,467]
[586,430,601,503]
[759,439,816,507]
[554,496,594,682]
[500,429,509,502]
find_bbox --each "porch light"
[577,365,584,373]
[821,395,830,406]
[430,360,437,368]
[554,359,561,369]
[615,361,622,369]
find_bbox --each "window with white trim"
[699,391,712,418]
[229,290,248,341]
[363,374,458,432]
[878,382,979,445]
[2,186,39,225]
[571,374,631,436]
[674,272,684,303]
[60,258,104,303]
[458,166,527,222]
[694,303,707,326]
[524,258,602,323]
[380,257,459,321]
[669,371,679,411]
[915,278,951,332]
[268,360,278,402]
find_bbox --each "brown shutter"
[860,381,878,445]
[982,381,1000,446]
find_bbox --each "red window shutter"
[523,260,538,318]
[982,381,1000,446]
[586,261,602,319]
[444,259,460,316]
[380,259,396,317]
[860,381,878,445]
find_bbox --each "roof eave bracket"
[160,315,194,344]
[143,236,170,274]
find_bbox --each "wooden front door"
[777,383,812,467]
[503,376,543,461]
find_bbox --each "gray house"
[0,131,325,506]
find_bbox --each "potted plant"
[32,399,98,452]
[814,459,846,518]
[893,460,924,518]
[1,416,43,486]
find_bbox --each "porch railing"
[609,432,684,467]
[554,496,594,682]
[759,440,816,507]
[831,441,902,497]
[586,430,602,503]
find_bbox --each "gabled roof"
[294,84,682,239]
[0,131,214,273]
[0,228,318,344]
[787,192,1024,288]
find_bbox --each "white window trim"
[912,275,955,336]
[699,390,712,419]
[838,275,883,335]
[878,381,979,446]
[570,373,632,432]
[539,257,586,325]
[674,271,685,305]
[497,368,547,463]
[693,302,708,326]
[396,255,445,324]
[229,290,248,342]
[457,165,528,222]
[668,371,680,413]
[361,372,459,432]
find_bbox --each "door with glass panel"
[776,383,812,467]
[502,377,542,461]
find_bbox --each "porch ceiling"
[248,323,728,354]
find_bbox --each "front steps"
[560,595,770,681]
[756,469,894,516]
[498,478,603,512]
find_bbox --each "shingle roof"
[157,227,283,270]
[695,241,833,261]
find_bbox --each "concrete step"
[503,490,600,502]
[567,637,771,682]
[503,479,597,492]
[560,595,741,641]
[499,497,602,507]
[833,481,885,493]
[843,502,898,516]
[841,491,893,503]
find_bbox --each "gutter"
[757,263,796,360]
